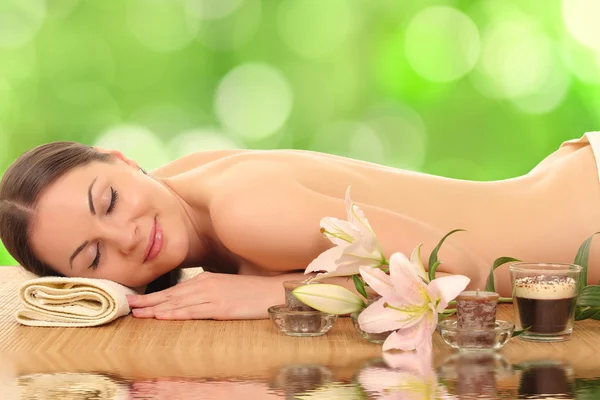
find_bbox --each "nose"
[102,221,141,255]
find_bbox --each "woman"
[1,133,599,320]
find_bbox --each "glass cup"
[509,263,582,342]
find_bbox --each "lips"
[143,217,163,263]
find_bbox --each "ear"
[94,147,140,169]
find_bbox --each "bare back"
[156,142,600,296]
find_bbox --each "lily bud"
[292,284,366,315]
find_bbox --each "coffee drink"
[514,275,577,334]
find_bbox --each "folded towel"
[15,267,204,327]
[15,277,137,327]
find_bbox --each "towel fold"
[15,277,138,327]
[15,267,205,327]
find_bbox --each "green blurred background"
[1,0,599,265]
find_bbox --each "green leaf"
[574,232,600,291]
[511,326,530,338]
[428,229,465,281]
[575,306,600,321]
[438,309,457,321]
[484,256,521,292]
[429,261,441,280]
[352,274,368,299]
[577,285,600,307]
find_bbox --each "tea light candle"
[456,290,499,329]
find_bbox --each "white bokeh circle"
[562,0,600,52]
[94,125,169,171]
[0,1,46,49]
[127,0,201,53]
[167,129,242,159]
[405,6,480,82]
[186,0,243,20]
[214,63,293,141]
[277,0,359,59]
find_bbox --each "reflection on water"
[5,352,600,399]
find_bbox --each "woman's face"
[28,158,192,288]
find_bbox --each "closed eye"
[89,242,100,270]
[107,187,118,214]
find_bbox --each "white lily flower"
[358,252,470,353]
[292,284,366,315]
[305,187,386,278]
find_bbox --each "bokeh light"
[94,125,169,171]
[405,6,480,83]
[562,0,600,53]
[1,0,599,264]
[363,102,428,171]
[167,129,243,159]
[0,0,46,49]
[472,17,555,100]
[128,103,198,139]
[311,121,389,165]
[127,0,201,53]
[215,63,293,141]
[277,0,359,59]
[186,0,243,20]
[194,0,261,51]
[510,56,571,115]
[561,37,600,84]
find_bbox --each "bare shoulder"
[209,168,340,272]
[150,149,249,178]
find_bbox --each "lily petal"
[292,284,365,315]
[358,298,425,333]
[358,266,394,299]
[304,246,345,274]
[345,187,376,236]
[320,217,359,246]
[410,243,428,283]
[427,275,470,312]
[382,312,436,353]
[388,253,429,305]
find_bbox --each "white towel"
[15,267,204,327]
[15,277,138,327]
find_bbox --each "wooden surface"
[1,266,599,381]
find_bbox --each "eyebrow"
[69,177,98,269]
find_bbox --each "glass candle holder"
[268,305,337,337]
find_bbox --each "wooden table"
[1,266,599,382]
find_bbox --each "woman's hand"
[126,272,284,320]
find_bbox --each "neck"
[159,177,215,267]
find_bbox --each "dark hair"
[0,141,180,293]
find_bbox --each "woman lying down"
[2,132,600,320]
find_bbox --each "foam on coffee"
[514,276,576,300]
